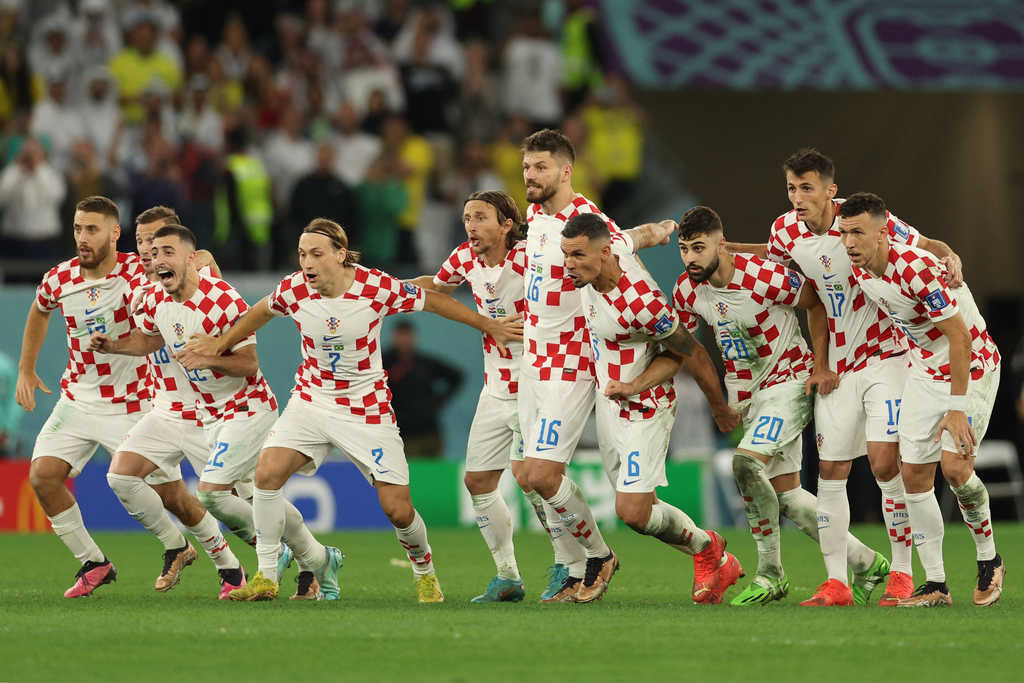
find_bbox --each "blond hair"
[302,218,360,265]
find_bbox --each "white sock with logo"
[472,490,519,580]
[816,478,850,585]
[904,489,946,583]
[878,474,913,574]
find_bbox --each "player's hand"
[935,409,976,457]
[603,380,637,400]
[183,333,223,358]
[711,404,741,433]
[487,314,523,354]
[941,254,964,288]
[805,368,840,396]
[129,288,145,315]
[87,332,113,353]
[174,348,214,371]
[651,220,677,246]
[15,370,51,412]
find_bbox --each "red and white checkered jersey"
[581,243,678,420]
[853,243,1000,382]
[137,274,277,424]
[35,252,151,415]
[433,240,526,398]
[268,266,426,423]
[672,254,813,410]
[767,199,919,376]
[523,194,633,381]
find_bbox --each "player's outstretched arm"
[798,287,839,396]
[405,275,456,295]
[917,237,963,288]
[932,313,976,455]
[422,290,522,353]
[15,304,53,412]
[603,352,683,401]
[88,328,164,357]
[677,341,740,433]
[721,241,769,258]
[623,220,677,251]
[194,249,222,278]
[177,344,258,377]
[184,295,276,358]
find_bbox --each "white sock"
[951,473,997,561]
[778,486,875,574]
[905,489,946,582]
[253,487,286,581]
[233,479,254,500]
[878,474,913,574]
[816,478,850,584]
[186,511,240,571]
[395,510,435,576]
[643,500,710,555]
[546,475,610,559]
[733,454,783,578]
[544,499,587,578]
[198,489,256,546]
[472,490,519,580]
[107,473,187,550]
[283,499,326,572]
[48,502,105,564]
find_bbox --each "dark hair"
[783,148,836,183]
[153,223,197,249]
[521,128,575,165]
[393,320,415,333]
[75,195,120,221]
[837,192,887,220]
[563,213,610,241]
[679,206,724,240]
[303,218,360,265]
[465,190,524,249]
[136,205,180,225]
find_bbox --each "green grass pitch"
[1,523,1019,682]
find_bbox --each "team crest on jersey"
[588,304,598,321]
[326,316,340,333]
[816,432,824,452]
[653,314,674,335]
[173,322,185,339]
[819,255,832,272]
[925,290,949,312]
[485,281,496,297]
[539,233,548,248]
[403,282,420,296]
[787,272,801,289]
[87,287,101,304]
[716,302,728,318]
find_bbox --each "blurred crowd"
[0,0,646,275]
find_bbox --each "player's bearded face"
[680,235,719,283]
[839,214,882,269]
[73,211,115,268]
[562,235,602,288]
[523,152,564,205]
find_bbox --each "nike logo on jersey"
[822,274,838,281]
[85,306,102,315]
[172,341,185,350]
[622,479,640,486]
[322,335,343,341]
[886,429,898,435]
[534,445,557,452]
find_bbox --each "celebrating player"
[726,150,965,605]
[674,206,885,606]
[561,213,744,604]
[519,129,676,603]
[16,196,151,597]
[184,219,522,603]
[407,190,546,603]
[839,192,1004,607]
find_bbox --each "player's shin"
[816,478,850,584]
[643,500,710,554]
[778,486,875,573]
[253,487,287,581]
[186,511,241,571]
[48,502,105,565]
[732,453,783,578]
[199,489,256,546]
[282,498,327,571]
[951,473,996,561]
[547,475,611,559]
[395,510,435,576]
[545,499,586,577]
[523,489,550,533]
[107,473,187,550]
[904,489,946,582]
[472,490,520,580]
[878,474,913,574]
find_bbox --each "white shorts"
[32,398,147,478]
[201,410,278,485]
[263,398,410,486]
[119,411,210,484]
[596,397,674,493]
[466,389,523,472]
[815,354,910,461]
[899,366,1000,465]
[738,380,812,478]
[519,374,596,464]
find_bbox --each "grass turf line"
[1,523,1020,682]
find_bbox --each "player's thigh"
[117,411,186,483]
[939,365,1000,454]
[739,381,811,477]
[594,394,621,487]
[898,373,946,466]
[466,389,516,473]
[862,355,909,446]
[201,410,278,485]
[814,375,866,463]
[331,418,410,487]
[611,405,674,494]
[261,398,331,477]
[31,399,104,478]
[520,376,596,464]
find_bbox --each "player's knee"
[253,461,284,490]
[106,471,142,499]
[197,489,221,512]
[870,459,900,482]
[818,460,850,480]
[940,459,972,488]
[615,500,650,532]
[732,452,761,482]
[527,467,559,498]
[384,501,415,528]
[512,468,532,493]
[29,460,65,496]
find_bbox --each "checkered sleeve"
[35,264,62,312]
[671,274,701,334]
[267,271,311,317]
[739,255,804,306]
[199,280,256,352]
[135,288,161,336]
[886,211,921,247]
[898,252,958,322]
[766,215,795,264]
[634,289,679,341]
[372,270,426,316]
[510,240,527,276]
[433,242,473,287]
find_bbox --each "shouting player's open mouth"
[157,268,175,286]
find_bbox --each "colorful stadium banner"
[1,457,703,533]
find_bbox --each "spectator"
[78,65,122,171]
[0,137,66,259]
[374,0,411,44]
[501,14,561,129]
[582,74,644,218]
[122,0,184,70]
[207,55,243,115]
[215,13,251,82]
[392,5,464,80]
[381,112,432,266]
[332,100,381,186]
[560,111,604,207]
[108,9,183,124]
[129,130,185,238]
[287,141,357,261]
[28,11,77,99]
[382,320,463,458]
[261,103,313,214]
[74,0,121,71]
[458,40,501,144]
[67,138,107,204]
[29,64,84,174]
[334,6,403,116]
[354,145,408,266]
[0,42,31,119]
[397,14,458,136]
[561,0,607,112]
[179,74,224,153]
[490,113,530,216]
[214,125,272,270]
[184,32,210,79]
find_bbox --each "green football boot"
[730,575,791,606]
[850,551,890,606]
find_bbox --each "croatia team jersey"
[581,243,678,420]
[767,199,919,376]
[136,274,277,424]
[433,240,526,398]
[853,243,1000,382]
[268,266,425,424]
[672,254,813,409]
[35,252,151,415]
[523,194,633,381]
